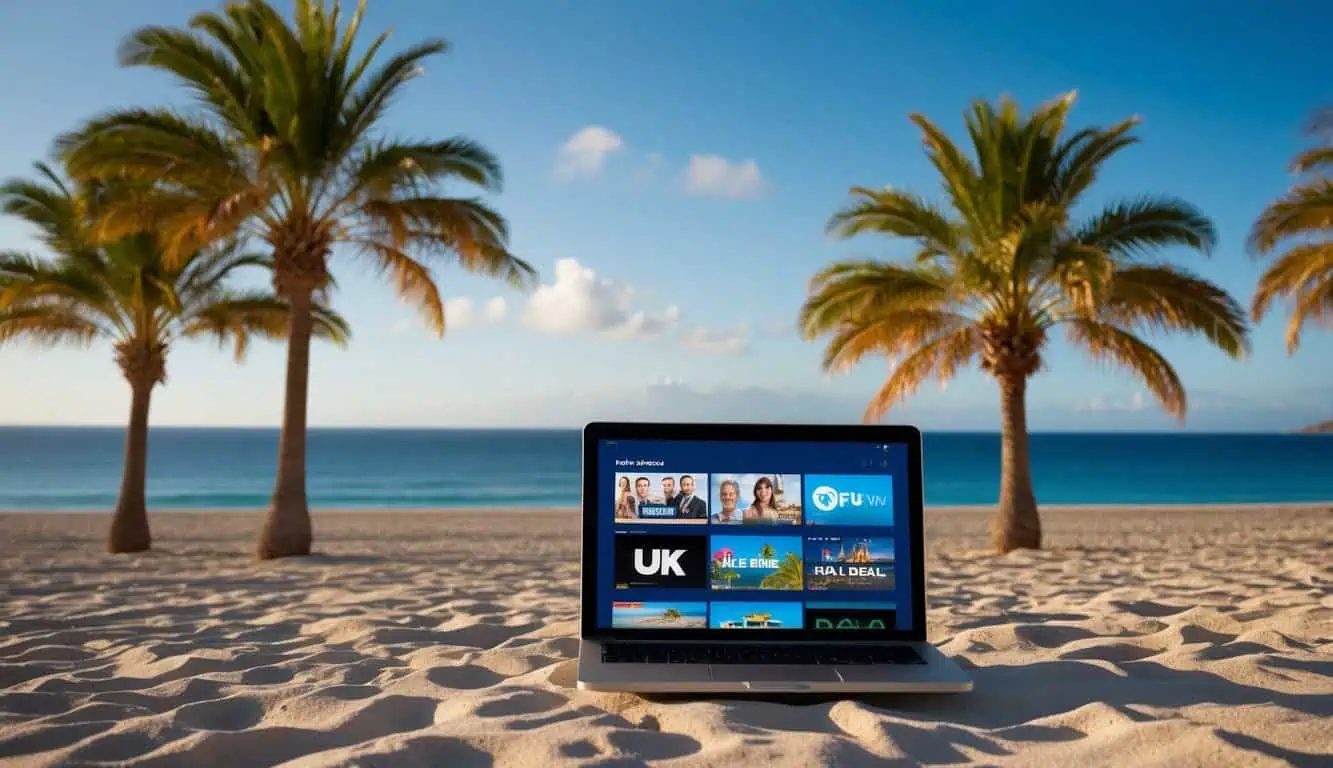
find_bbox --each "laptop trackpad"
[710,666,841,683]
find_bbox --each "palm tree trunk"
[992,373,1041,552]
[109,379,153,554]
[258,288,315,559]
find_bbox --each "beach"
[1,506,1330,767]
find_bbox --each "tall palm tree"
[0,162,348,553]
[59,0,536,558]
[1250,107,1333,352]
[799,93,1249,553]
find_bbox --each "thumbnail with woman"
[614,475,637,520]
[709,474,803,525]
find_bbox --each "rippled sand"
[1,507,1330,766]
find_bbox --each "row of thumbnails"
[614,532,896,592]
[612,600,898,630]
[613,472,894,527]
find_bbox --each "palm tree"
[59,0,536,558]
[799,92,1249,553]
[757,543,776,560]
[0,162,348,553]
[760,552,804,590]
[1250,107,1333,352]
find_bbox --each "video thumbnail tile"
[709,601,804,629]
[804,536,895,591]
[709,474,802,525]
[709,535,803,590]
[611,601,708,629]
[804,474,894,526]
[614,532,708,589]
[805,602,898,630]
[614,472,709,524]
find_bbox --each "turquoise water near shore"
[0,427,1331,509]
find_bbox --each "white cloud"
[1081,391,1147,413]
[523,258,679,339]
[482,296,507,323]
[683,154,765,199]
[444,298,477,329]
[421,296,507,331]
[554,125,624,180]
[681,324,749,356]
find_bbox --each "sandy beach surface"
[1,506,1330,767]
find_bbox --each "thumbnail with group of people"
[613,472,804,525]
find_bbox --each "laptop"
[576,421,972,693]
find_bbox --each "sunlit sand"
[1,506,1329,766]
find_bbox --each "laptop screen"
[592,437,915,635]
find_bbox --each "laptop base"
[576,639,972,694]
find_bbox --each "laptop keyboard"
[600,642,924,666]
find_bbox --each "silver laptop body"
[576,422,971,694]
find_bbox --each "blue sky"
[1,0,1331,430]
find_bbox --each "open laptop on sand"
[577,422,971,694]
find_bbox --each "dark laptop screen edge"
[579,422,927,643]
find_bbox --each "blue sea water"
[0,427,1331,510]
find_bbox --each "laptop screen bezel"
[580,421,927,642]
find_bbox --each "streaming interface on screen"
[597,439,913,632]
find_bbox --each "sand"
[1,506,1330,767]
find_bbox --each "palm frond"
[1074,196,1217,259]
[310,301,352,345]
[177,242,272,299]
[1280,279,1333,353]
[1251,242,1333,322]
[118,25,256,134]
[826,187,961,254]
[0,170,94,257]
[863,327,980,422]
[1065,318,1186,419]
[181,291,349,359]
[346,138,504,201]
[357,196,534,288]
[0,250,49,282]
[93,185,265,268]
[1291,146,1333,175]
[340,39,449,155]
[59,108,248,191]
[800,261,952,339]
[0,305,105,346]
[908,112,986,233]
[818,309,974,373]
[1248,178,1333,254]
[1098,265,1249,358]
[0,258,122,329]
[355,241,446,335]
[1052,115,1141,205]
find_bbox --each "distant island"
[1297,420,1333,434]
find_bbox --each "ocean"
[0,427,1331,510]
